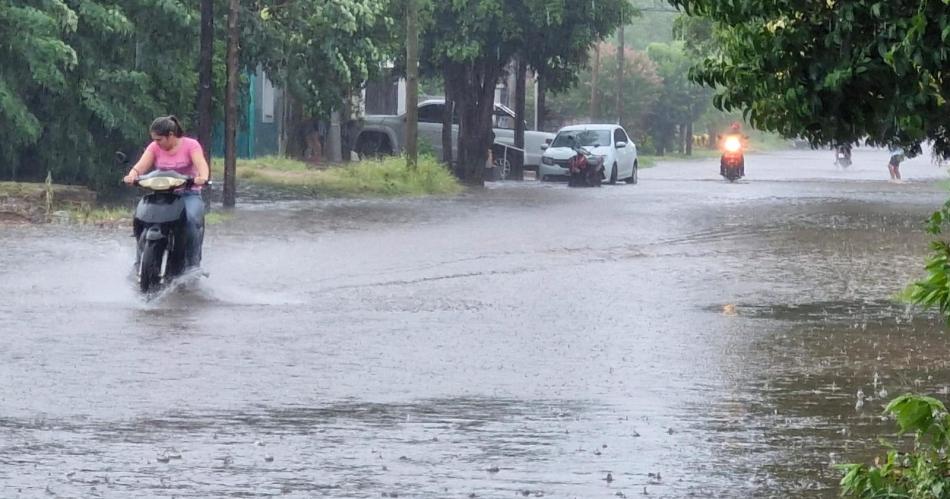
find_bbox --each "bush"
[910,200,950,317]
[840,395,950,498]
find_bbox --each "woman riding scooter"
[123,116,210,269]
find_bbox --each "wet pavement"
[1,147,949,498]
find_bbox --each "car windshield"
[551,129,611,148]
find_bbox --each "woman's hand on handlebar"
[194,176,208,186]
[123,170,139,185]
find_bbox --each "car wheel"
[355,133,392,159]
[625,161,638,184]
[609,164,618,185]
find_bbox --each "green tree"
[422,0,629,185]
[644,41,711,155]
[667,0,950,156]
[0,1,200,188]
[546,43,663,140]
[0,1,78,180]
[243,0,399,159]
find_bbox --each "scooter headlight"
[139,176,187,190]
[724,136,742,153]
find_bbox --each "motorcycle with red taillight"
[566,144,605,187]
[719,134,746,182]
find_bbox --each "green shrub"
[910,200,950,317]
[840,395,950,498]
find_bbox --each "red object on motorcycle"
[569,153,588,172]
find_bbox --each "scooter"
[834,145,852,168]
[720,135,745,182]
[117,150,205,294]
[566,145,605,187]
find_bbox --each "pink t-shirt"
[147,136,203,177]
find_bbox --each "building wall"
[211,67,281,158]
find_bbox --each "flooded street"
[2,148,950,498]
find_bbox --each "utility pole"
[197,0,213,164]
[405,0,419,168]
[223,0,239,207]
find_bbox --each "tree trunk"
[328,110,342,162]
[441,65,454,167]
[687,123,695,155]
[405,0,419,168]
[223,0,239,208]
[589,44,600,121]
[617,21,625,127]
[536,73,546,132]
[512,54,526,180]
[452,60,500,186]
[197,0,213,164]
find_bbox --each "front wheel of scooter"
[139,239,164,294]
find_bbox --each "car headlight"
[542,156,554,165]
[589,156,604,166]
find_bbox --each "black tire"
[625,161,638,184]
[139,239,164,294]
[591,168,602,187]
[355,133,393,159]
[609,164,618,185]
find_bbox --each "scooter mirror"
[115,151,128,165]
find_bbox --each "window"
[493,111,516,130]
[551,129,612,148]
[613,128,629,145]
[417,104,443,123]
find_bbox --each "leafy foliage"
[420,0,630,184]
[668,0,950,157]
[0,0,404,190]
[546,43,663,137]
[644,41,711,154]
[244,0,398,116]
[840,394,950,498]
[0,0,199,188]
[909,200,950,318]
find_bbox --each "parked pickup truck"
[352,99,555,172]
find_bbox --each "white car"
[539,124,638,184]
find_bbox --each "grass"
[210,155,462,198]
[638,148,721,168]
[58,205,231,226]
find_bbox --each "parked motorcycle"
[720,134,745,182]
[566,144,605,187]
[834,145,852,168]
[128,166,201,293]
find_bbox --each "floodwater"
[1,147,949,498]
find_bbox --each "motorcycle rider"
[720,122,745,177]
[835,143,852,164]
[123,116,211,269]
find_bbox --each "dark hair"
[150,115,184,138]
